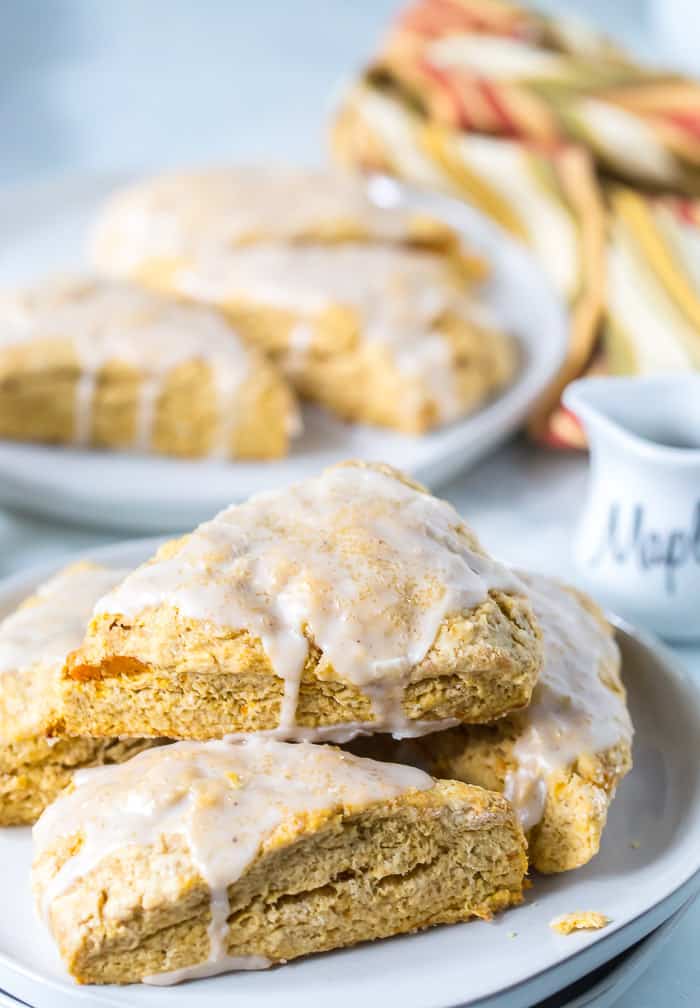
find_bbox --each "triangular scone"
[58,462,542,742]
[350,571,633,873]
[90,167,512,435]
[331,77,606,442]
[33,738,527,985]
[0,276,298,459]
[0,562,163,826]
[91,165,473,270]
[184,241,515,432]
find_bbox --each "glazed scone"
[32,738,527,985]
[90,166,513,434]
[0,563,162,826]
[331,75,606,443]
[0,276,298,459]
[350,572,633,873]
[57,462,542,742]
[181,242,515,433]
[91,165,480,272]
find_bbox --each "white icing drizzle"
[33,737,432,985]
[0,277,255,456]
[0,564,129,676]
[96,464,520,741]
[503,572,633,832]
[178,242,494,422]
[92,166,446,270]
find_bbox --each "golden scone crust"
[349,574,633,874]
[91,166,515,434]
[0,276,298,459]
[0,562,165,826]
[33,740,527,985]
[56,462,543,742]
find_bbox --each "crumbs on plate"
[550,912,611,935]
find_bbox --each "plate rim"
[0,542,699,1008]
[553,897,694,1008]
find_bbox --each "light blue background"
[1,0,656,185]
[0,2,698,1005]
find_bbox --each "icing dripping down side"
[0,278,254,457]
[33,738,433,984]
[503,572,633,832]
[96,464,523,741]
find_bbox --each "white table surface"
[1,2,698,1005]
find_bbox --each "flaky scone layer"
[57,462,542,742]
[34,755,526,986]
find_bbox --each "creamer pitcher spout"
[563,375,700,642]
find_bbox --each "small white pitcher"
[563,375,700,642]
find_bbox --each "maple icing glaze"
[0,277,258,455]
[0,565,129,676]
[504,572,633,832]
[33,738,432,985]
[96,464,521,741]
[92,166,454,268]
[178,242,493,423]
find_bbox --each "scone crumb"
[508,931,518,939]
[629,840,641,849]
[550,912,610,935]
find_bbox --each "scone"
[331,75,606,441]
[350,571,633,873]
[0,276,298,459]
[90,166,515,434]
[175,241,515,433]
[91,165,475,265]
[32,738,527,985]
[0,562,162,826]
[56,462,543,742]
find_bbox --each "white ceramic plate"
[0,902,690,1008]
[0,173,567,532]
[0,541,699,1008]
